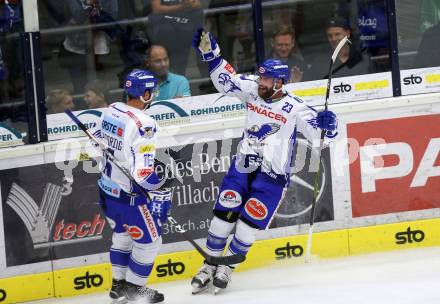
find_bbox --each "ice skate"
[110,279,127,303]
[213,265,234,294]
[123,281,164,303]
[191,262,217,294]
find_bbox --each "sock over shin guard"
[126,237,162,286]
[226,219,258,266]
[110,232,133,280]
[206,216,235,257]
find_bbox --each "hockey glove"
[192,28,221,62]
[148,188,173,223]
[317,110,337,131]
[88,129,104,150]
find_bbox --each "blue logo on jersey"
[306,118,319,129]
[246,123,281,143]
[144,153,154,167]
[102,116,125,137]
[98,177,121,198]
[218,73,241,93]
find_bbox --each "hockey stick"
[305,36,350,263]
[65,109,245,265]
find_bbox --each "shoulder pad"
[126,109,157,139]
[139,118,157,139]
[109,102,122,108]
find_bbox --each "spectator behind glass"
[46,89,75,114]
[415,22,440,68]
[58,0,118,94]
[270,25,307,83]
[231,13,254,73]
[145,45,191,101]
[305,17,369,80]
[147,0,203,75]
[84,79,109,109]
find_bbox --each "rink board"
[53,264,112,298]
[1,92,440,303]
[0,272,53,303]
[1,218,440,302]
[238,229,350,272]
[349,218,440,255]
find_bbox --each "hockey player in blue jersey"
[190,29,338,294]
[95,69,172,303]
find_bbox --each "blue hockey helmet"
[257,59,290,84]
[124,69,158,101]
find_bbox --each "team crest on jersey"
[246,123,281,144]
[123,224,144,240]
[218,73,241,93]
[143,126,155,138]
[219,190,242,208]
[244,198,268,220]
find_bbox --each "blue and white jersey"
[95,102,158,198]
[210,59,337,175]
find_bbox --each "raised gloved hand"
[148,188,173,223]
[317,110,337,131]
[192,28,221,61]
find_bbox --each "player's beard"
[258,85,274,100]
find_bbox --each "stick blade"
[331,36,350,62]
[174,222,246,265]
[205,253,246,265]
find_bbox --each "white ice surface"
[29,247,440,304]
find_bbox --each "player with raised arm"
[95,69,172,303]
[190,29,338,294]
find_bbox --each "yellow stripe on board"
[292,87,327,97]
[426,74,440,84]
[354,79,389,91]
